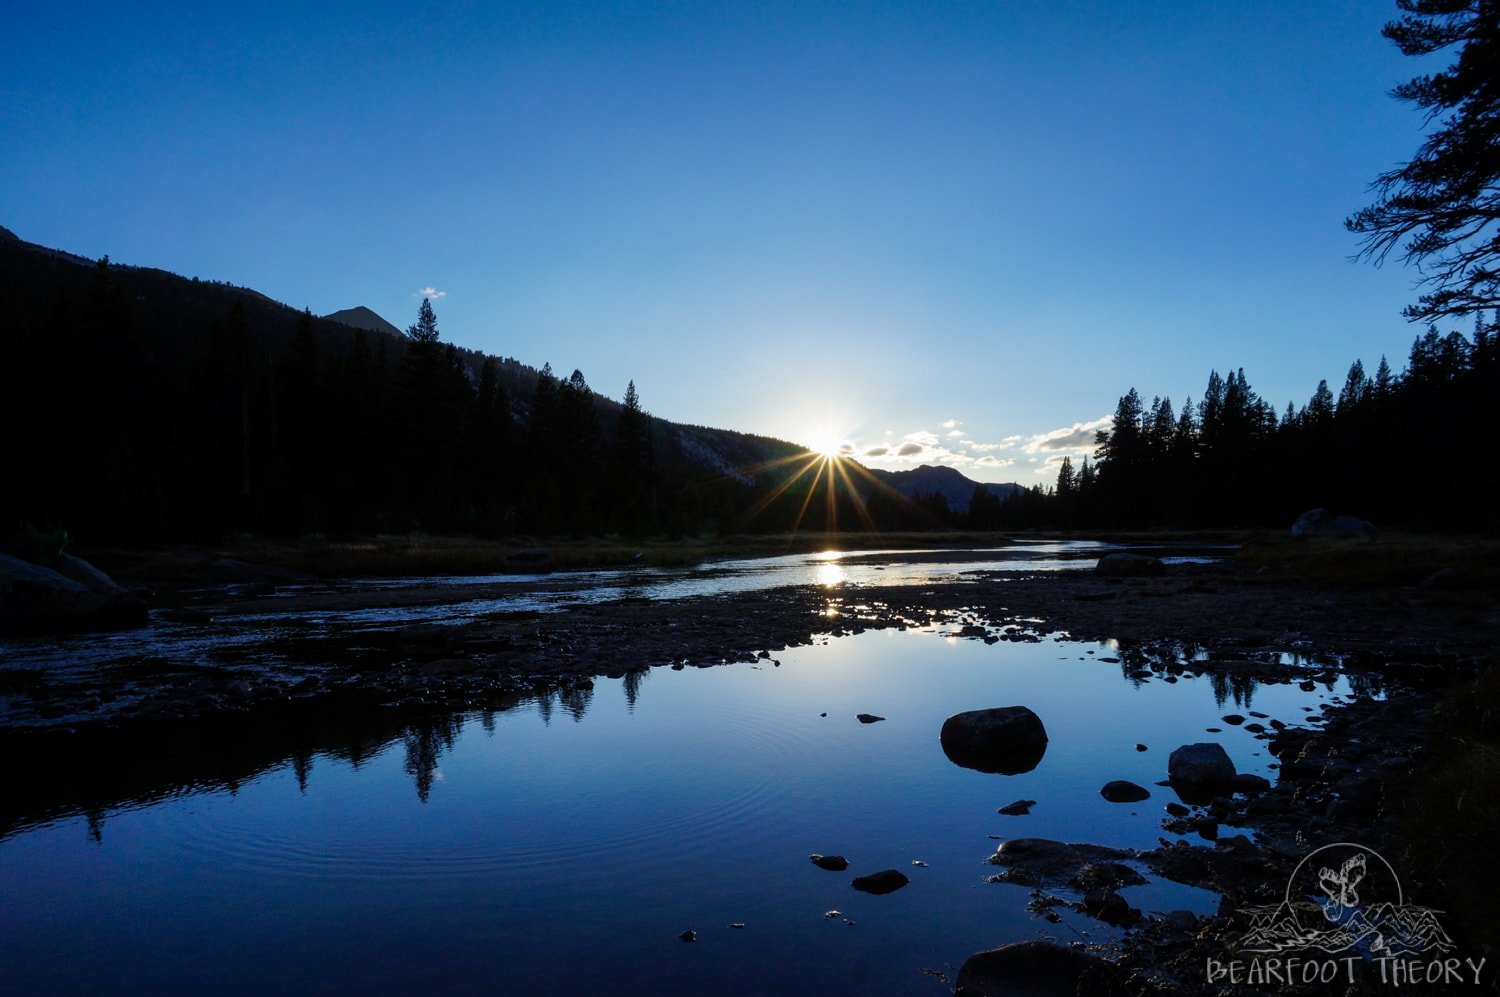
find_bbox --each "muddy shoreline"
[3,554,1496,992]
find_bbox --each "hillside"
[1,227,1024,540]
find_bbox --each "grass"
[1235,531,1500,590]
[1390,662,1500,981]
[87,530,1039,581]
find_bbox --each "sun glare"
[808,432,848,459]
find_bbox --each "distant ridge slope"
[866,464,1021,508]
[323,306,402,338]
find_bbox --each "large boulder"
[1291,508,1376,539]
[1168,742,1237,786]
[941,707,1048,775]
[0,552,148,634]
[1094,552,1165,577]
[504,548,553,571]
[955,940,1109,997]
[1100,780,1151,803]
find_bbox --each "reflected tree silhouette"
[403,716,462,803]
[85,807,104,844]
[292,750,313,795]
[623,669,648,712]
[560,682,593,723]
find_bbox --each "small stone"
[1165,802,1190,817]
[856,713,885,724]
[998,799,1036,816]
[823,910,842,919]
[729,923,745,929]
[1135,743,1148,752]
[810,854,849,872]
[1222,714,1245,725]
[679,929,697,943]
[911,859,928,867]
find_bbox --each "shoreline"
[3,549,1496,990]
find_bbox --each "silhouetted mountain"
[2,227,875,539]
[323,306,402,339]
[867,464,1021,509]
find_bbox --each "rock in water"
[856,713,885,724]
[940,707,1048,775]
[955,940,1107,996]
[1099,780,1151,803]
[809,854,848,871]
[850,869,909,895]
[1168,742,1237,785]
[678,929,696,943]
[0,551,148,634]
[1094,552,1165,577]
[998,799,1036,816]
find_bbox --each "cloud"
[863,446,890,457]
[904,430,939,448]
[975,455,1016,468]
[947,429,964,438]
[941,419,959,429]
[1024,416,1110,454]
[415,286,448,299]
[896,442,924,456]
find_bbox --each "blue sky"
[1,1,1446,481]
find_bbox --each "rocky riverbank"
[2,549,1495,991]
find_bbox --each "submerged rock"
[955,940,1108,997]
[940,706,1048,775]
[987,838,1138,889]
[851,869,909,895]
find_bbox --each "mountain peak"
[0,225,18,242]
[322,305,402,338]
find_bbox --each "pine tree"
[407,297,439,343]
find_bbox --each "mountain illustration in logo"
[1241,900,1456,956]
[1240,843,1456,957]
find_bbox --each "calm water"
[0,619,1372,995]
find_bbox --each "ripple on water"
[169,693,827,884]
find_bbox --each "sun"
[808,431,849,459]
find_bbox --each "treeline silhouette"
[7,235,1492,542]
[0,244,958,542]
[975,318,1500,531]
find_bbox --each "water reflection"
[402,716,461,803]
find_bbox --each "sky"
[0,1,1451,482]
